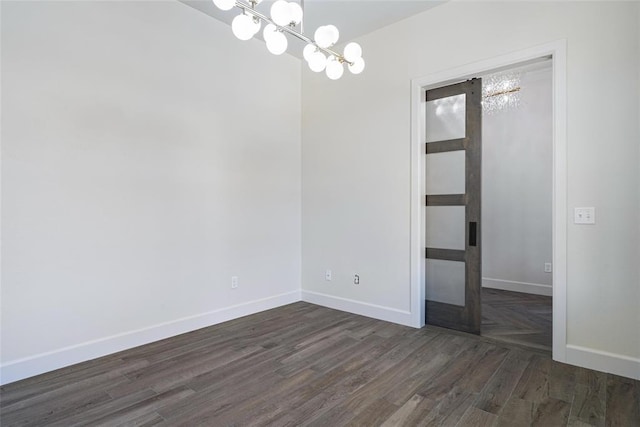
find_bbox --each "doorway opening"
[479,59,553,352]
[410,40,567,362]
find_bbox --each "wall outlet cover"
[574,207,595,224]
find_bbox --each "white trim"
[410,40,568,363]
[566,345,640,380]
[301,290,413,327]
[0,290,301,385]
[410,78,427,328]
[482,278,552,297]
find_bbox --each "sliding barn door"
[425,78,482,334]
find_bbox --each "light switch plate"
[574,207,595,224]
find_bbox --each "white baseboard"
[0,290,301,385]
[301,290,413,327]
[482,277,552,296]
[565,344,640,380]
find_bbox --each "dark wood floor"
[481,288,553,352]
[1,302,638,426]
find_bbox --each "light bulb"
[266,32,288,55]
[289,2,303,25]
[263,24,277,41]
[314,26,332,48]
[308,51,327,72]
[271,0,292,26]
[213,0,235,11]
[325,25,339,45]
[326,57,344,80]
[348,57,365,75]
[303,44,316,62]
[343,42,362,62]
[232,14,255,41]
[314,25,339,48]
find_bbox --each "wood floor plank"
[91,387,194,426]
[387,395,439,427]
[420,386,478,426]
[549,361,579,403]
[416,341,508,400]
[157,363,281,422]
[1,301,638,427]
[382,354,451,406]
[456,406,497,427]
[343,398,399,426]
[0,358,148,409]
[108,344,264,398]
[48,389,159,427]
[381,394,428,426]
[531,396,571,426]
[567,419,597,427]
[179,368,318,426]
[569,369,606,427]
[115,411,166,427]
[382,334,468,406]
[309,334,386,374]
[182,343,297,393]
[513,354,552,404]
[605,374,640,427]
[495,397,533,427]
[474,350,532,414]
[0,390,113,427]
[276,333,357,377]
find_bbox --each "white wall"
[1,1,302,384]
[301,0,639,377]
[482,66,553,296]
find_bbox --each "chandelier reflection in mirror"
[482,72,522,114]
[212,0,365,80]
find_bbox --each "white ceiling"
[181,0,446,58]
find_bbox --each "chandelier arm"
[234,0,351,64]
[483,87,521,98]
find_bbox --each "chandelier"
[482,72,522,114]
[212,0,365,80]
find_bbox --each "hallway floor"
[481,288,552,353]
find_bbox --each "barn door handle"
[469,222,477,247]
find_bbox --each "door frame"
[409,40,568,363]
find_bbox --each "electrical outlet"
[325,270,332,281]
[544,263,552,273]
[231,276,238,289]
[354,274,360,285]
[574,207,595,224]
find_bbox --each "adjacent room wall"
[1,0,302,384]
[301,1,640,377]
[482,66,553,296]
